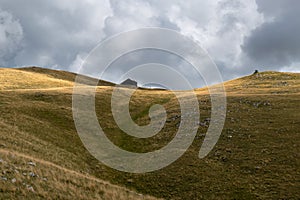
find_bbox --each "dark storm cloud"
[242,0,300,70]
[0,0,111,68]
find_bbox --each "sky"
[0,0,299,87]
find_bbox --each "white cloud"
[0,0,298,85]
[103,0,160,36]
[280,63,300,73]
[99,0,264,82]
[69,52,89,72]
[166,0,264,70]
[0,9,23,66]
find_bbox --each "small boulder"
[28,161,36,167]
[27,185,35,192]
[29,172,37,177]
[253,70,259,75]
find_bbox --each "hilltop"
[0,67,114,91]
[0,67,299,199]
[224,71,300,94]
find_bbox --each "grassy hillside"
[0,67,155,200]
[0,67,299,199]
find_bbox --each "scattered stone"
[42,177,47,182]
[27,185,35,192]
[171,115,180,121]
[34,92,45,98]
[0,158,3,163]
[127,179,133,183]
[255,166,262,170]
[261,149,268,153]
[221,156,228,162]
[22,172,27,176]
[198,133,206,138]
[1,176,7,181]
[204,118,211,122]
[11,178,16,183]
[199,122,207,127]
[279,81,289,86]
[253,102,261,108]
[29,172,37,177]
[214,151,221,157]
[225,148,232,153]
[28,161,36,167]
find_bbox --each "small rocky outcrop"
[120,78,138,87]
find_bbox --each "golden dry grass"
[0,68,73,90]
[0,149,157,200]
[0,67,299,199]
[0,67,157,200]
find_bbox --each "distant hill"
[17,66,114,87]
[0,67,299,199]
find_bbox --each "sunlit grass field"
[0,67,299,199]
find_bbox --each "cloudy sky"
[0,0,299,87]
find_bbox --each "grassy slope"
[0,67,299,199]
[0,68,155,200]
